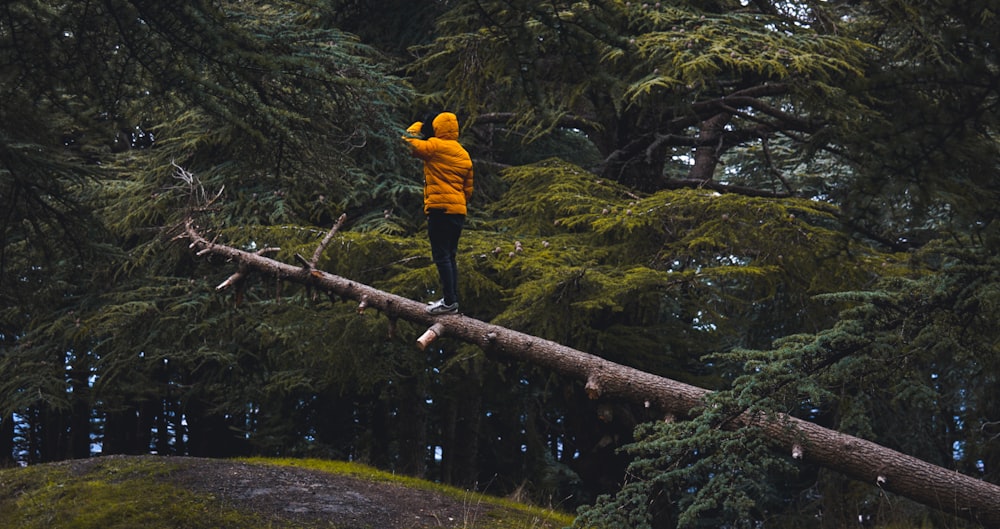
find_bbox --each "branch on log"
[585,374,603,399]
[294,213,347,270]
[216,268,245,291]
[387,317,398,340]
[216,247,280,291]
[180,217,1000,528]
[310,213,347,268]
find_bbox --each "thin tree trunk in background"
[103,406,143,456]
[71,396,92,459]
[397,376,429,478]
[182,220,1000,528]
[42,407,74,462]
[0,414,13,466]
[441,362,482,489]
[361,397,391,469]
[68,357,93,459]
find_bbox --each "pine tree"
[407,0,873,192]
[1,0,413,462]
[4,1,1000,527]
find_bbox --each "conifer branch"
[761,136,795,195]
[473,111,599,135]
[661,178,793,198]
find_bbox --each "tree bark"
[0,414,14,467]
[182,219,1000,527]
[687,111,732,182]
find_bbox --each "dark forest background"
[2,1,999,528]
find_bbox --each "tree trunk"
[440,360,482,489]
[0,414,14,466]
[688,112,732,182]
[102,406,142,456]
[182,219,1000,528]
[396,376,429,478]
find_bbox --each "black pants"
[427,210,464,305]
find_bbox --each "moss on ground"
[0,457,282,529]
[245,457,576,529]
[0,456,575,529]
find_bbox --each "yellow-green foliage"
[493,159,898,276]
[471,159,907,352]
[623,8,871,102]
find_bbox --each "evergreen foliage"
[836,0,1000,248]
[408,0,875,190]
[2,0,415,462]
[478,159,892,363]
[2,0,1000,527]
[577,239,998,528]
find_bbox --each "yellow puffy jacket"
[403,112,474,215]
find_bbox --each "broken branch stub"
[216,270,244,291]
[416,323,446,351]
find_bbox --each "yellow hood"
[431,112,460,140]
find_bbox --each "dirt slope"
[54,455,548,529]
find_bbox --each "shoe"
[427,298,459,315]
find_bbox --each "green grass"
[0,456,575,529]
[0,457,279,529]
[244,457,576,529]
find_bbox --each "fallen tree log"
[182,218,1000,527]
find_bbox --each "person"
[403,111,474,315]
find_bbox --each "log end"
[416,323,446,351]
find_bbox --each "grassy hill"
[0,455,575,529]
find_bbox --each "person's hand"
[404,121,424,137]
